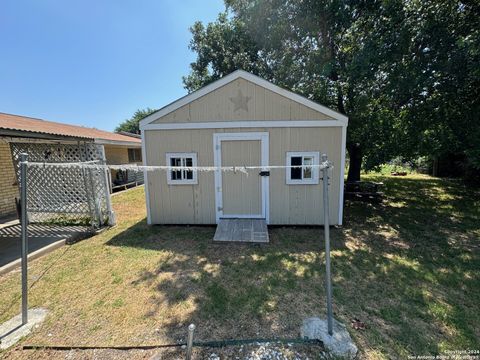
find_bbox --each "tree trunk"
[432,156,439,177]
[347,143,362,182]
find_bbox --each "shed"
[140,70,348,226]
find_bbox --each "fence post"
[20,153,28,325]
[186,323,195,360]
[99,145,115,225]
[87,163,102,228]
[78,142,95,227]
[322,154,333,335]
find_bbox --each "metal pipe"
[186,323,195,360]
[22,337,321,351]
[20,153,28,325]
[322,154,333,335]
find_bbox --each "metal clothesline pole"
[322,154,333,336]
[20,153,29,325]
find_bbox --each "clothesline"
[24,161,333,173]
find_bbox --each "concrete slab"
[0,308,48,350]
[0,215,19,230]
[301,317,358,359]
[0,224,91,273]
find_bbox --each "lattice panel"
[10,142,109,226]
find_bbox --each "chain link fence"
[10,142,112,227]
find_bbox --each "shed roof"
[140,70,348,129]
[0,112,141,146]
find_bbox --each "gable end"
[140,71,348,129]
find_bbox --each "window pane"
[128,148,141,163]
[170,157,182,180]
[303,157,313,179]
[170,158,181,166]
[128,149,135,163]
[290,156,302,180]
[172,170,182,180]
[182,157,193,180]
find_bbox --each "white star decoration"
[229,89,251,112]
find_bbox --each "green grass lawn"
[0,175,479,359]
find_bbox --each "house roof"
[0,112,141,146]
[140,70,348,129]
[118,131,141,139]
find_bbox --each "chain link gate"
[10,141,113,227]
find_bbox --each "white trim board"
[94,139,142,147]
[213,132,270,224]
[142,120,345,131]
[338,125,347,226]
[139,70,348,129]
[141,130,152,225]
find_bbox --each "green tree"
[388,1,480,179]
[184,2,405,182]
[183,13,271,91]
[115,108,157,134]
[184,1,480,182]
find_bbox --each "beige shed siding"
[152,78,334,124]
[145,130,216,224]
[0,140,19,217]
[145,127,341,225]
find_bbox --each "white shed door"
[221,140,262,217]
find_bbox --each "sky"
[0,0,225,131]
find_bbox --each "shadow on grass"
[338,176,480,354]
[106,222,343,340]
[105,176,479,358]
